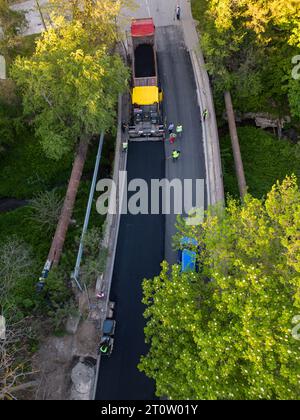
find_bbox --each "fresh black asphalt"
[157,26,207,264]
[96,26,206,400]
[95,142,165,400]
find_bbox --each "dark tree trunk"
[48,135,89,266]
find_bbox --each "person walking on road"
[169,133,177,144]
[175,4,181,21]
[168,122,175,135]
[176,123,183,138]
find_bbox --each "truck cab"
[130,86,164,138]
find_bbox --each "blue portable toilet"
[178,237,198,272]
[181,249,197,272]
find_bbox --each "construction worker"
[168,122,175,134]
[100,344,109,354]
[176,124,183,137]
[100,336,110,354]
[121,122,128,133]
[169,133,177,144]
[203,109,209,120]
[172,150,181,161]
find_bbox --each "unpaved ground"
[33,318,99,400]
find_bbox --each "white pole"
[72,132,105,290]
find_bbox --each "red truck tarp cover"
[131,18,155,37]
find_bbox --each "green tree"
[12,14,129,265]
[194,0,300,115]
[140,176,300,400]
[46,0,136,48]
[12,20,129,160]
[0,75,23,156]
[0,237,34,308]
[0,0,27,60]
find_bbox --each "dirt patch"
[33,319,99,400]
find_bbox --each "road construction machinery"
[129,18,164,140]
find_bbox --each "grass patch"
[0,129,114,199]
[220,126,300,198]
[0,132,113,315]
[0,127,73,198]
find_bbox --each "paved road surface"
[96,142,165,400]
[12,0,210,401]
[96,19,206,401]
[157,25,206,264]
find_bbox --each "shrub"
[221,126,300,198]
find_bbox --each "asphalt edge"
[91,93,129,400]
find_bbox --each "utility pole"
[224,90,247,199]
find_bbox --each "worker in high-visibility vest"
[172,150,181,161]
[176,124,183,137]
[100,338,110,354]
[203,109,209,120]
[100,344,109,354]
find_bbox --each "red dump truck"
[129,18,164,140]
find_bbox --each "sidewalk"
[181,1,224,206]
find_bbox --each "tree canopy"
[46,0,135,47]
[12,19,129,160]
[193,0,300,116]
[140,176,300,400]
[0,0,27,60]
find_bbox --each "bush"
[45,268,72,306]
[28,189,64,234]
[80,227,108,287]
[0,128,74,198]
[220,126,300,198]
